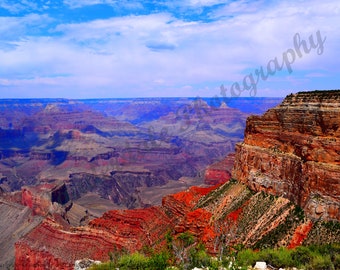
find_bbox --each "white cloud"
[63,0,117,9]
[0,0,339,98]
[0,0,41,13]
[0,13,53,41]
[188,0,228,7]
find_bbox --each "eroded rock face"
[89,207,172,251]
[21,183,69,216]
[204,153,234,185]
[15,207,172,269]
[0,197,42,269]
[15,218,115,270]
[232,90,340,221]
[14,180,340,269]
[0,98,252,209]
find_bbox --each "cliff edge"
[232,90,340,221]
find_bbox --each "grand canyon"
[0,91,339,269]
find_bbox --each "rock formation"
[15,207,172,269]
[232,90,340,221]
[204,153,234,185]
[9,93,340,269]
[0,97,261,209]
[15,180,340,269]
[0,197,42,269]
[21,182,69,216]
[15,218,115,270]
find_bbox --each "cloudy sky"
[0,0,339,98]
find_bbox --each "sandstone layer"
[204,153,234,185]
[15,207,172,269]
[15,180,340,270]
[232,90,340,221]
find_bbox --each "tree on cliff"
[213,217,238,261]
[172,232,195,266]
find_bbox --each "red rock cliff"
[15,207,173,269]
[15,180,340,269]
[232,90,340,221]
[204,153,234,185]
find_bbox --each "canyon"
[1,92,340,269]
[0,97,280,210]
[0,97,281,268]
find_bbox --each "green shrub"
[274,248,294,268]
[306,254,334,270]
[291,246,313,266]
[209,259,220,270]
[236,249,260,267]
[177,231,195,247]
[88,262,114,270]
[189,247,211,268]
[117,252,150,270]
[149,251,170,270]
[258,248,294,268]
[334,253,340,269]
[309,243,340,257]
[165,230,173,250]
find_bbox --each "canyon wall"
[15,180,340,270]
[0,98,253,209]
[21,183,70,216]
[15,207,172,269]
[232,90,340,221]
[0,198,42,269]
[204,153,234,185]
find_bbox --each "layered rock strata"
[0,198,42,269]
[204,153,234,185]
[21,182,69,216]
[16,180,340,269]
[15,207,172,269]
[12,92,340,269]
[232,90,340,221]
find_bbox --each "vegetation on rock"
[89,243,340,270]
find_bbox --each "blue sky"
[0,0,339,98]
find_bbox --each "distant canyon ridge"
[0,97,281,212]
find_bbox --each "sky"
[0,0,339,99]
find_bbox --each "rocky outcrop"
[14,180,340,269]
[21,182,69,216]
[162,186,217,218]
[0,197,42,269]
[15,207,172,269]
[15,218,116,270]
[232,90,340,221]
[204,153,234,185]
[89,207,172,250]
[74,259,101,270]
